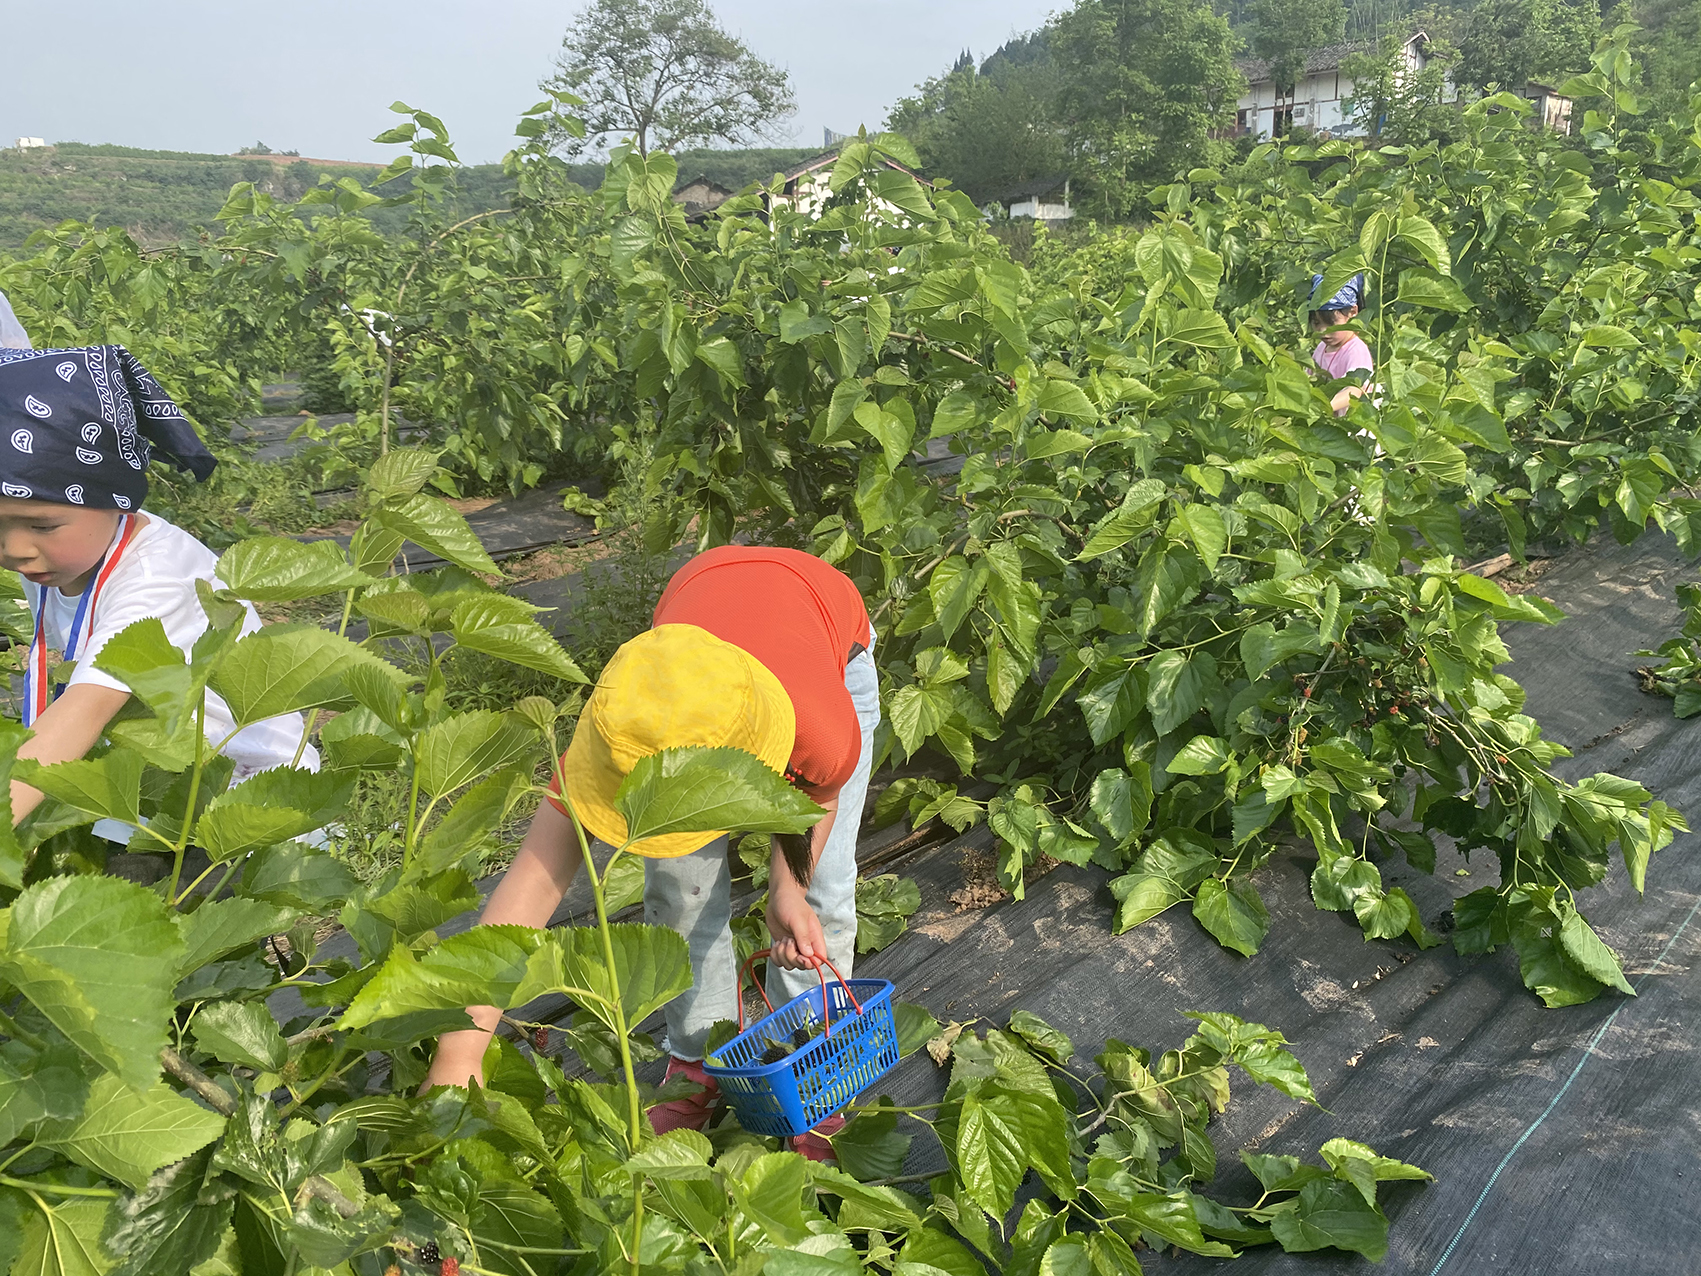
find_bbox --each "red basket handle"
[737,948,866,1039]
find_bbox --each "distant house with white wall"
[668,149,932,225]
[1233,33,1569,140]
[1522,82,1573,133]
[14,138,46,150]
[1232,32,1433,140]
[774,149,929,221]
[982,176,1074,226]
[672,174,735,220]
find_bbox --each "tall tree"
[1050,0,1242,217]
[1246,0,1349,91]
[1341,32,1463,143]
[1631,0,1701,120]
[1456,0,1601,93]
[887,38,1066,203]
[544,0,795,157]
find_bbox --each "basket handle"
[736,948,866,1039]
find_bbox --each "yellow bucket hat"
[558,624,796,858]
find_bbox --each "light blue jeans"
[645,635,880,1061]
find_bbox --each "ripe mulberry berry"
[533,1026,549,1052]
[418,1241,441,1264]
[441,1259,460,1276]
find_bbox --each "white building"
[983,176,1074,226]
[1233,33,1433,140]
[773,149,930,221]
[1523,82,1574,133]
[15,137,46,150]
[1233,34,1569,140]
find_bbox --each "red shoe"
[648,1056,719,1135]
[790,1113,845,1163]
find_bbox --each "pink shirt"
[1314,335,1374,381]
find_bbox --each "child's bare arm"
[1331,383,1366,416]
[424,799,585,1088]
[11,683,131,824]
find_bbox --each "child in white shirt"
[0,345,316,833]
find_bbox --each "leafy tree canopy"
[886,41,1066,204]
[1050,0,1243,216]
[543,0,795,157]
[1246,0,1350,89]
[1456,0,1602,92]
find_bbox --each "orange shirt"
[653,546,871,801]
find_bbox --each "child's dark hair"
[775,831,813,887]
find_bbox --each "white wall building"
[774,150,929,222]
[1233,33,1433,140]
[983,176,1074,225]
[15,137,46,150]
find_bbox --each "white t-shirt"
[0,291,30,350]
[23,512,320,780]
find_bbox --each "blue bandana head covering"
[0,345,216,510]
[1309,272,1365,313]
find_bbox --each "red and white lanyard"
[23,513,138,726]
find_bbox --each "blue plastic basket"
[702,950,898,1138]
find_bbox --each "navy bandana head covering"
[0,345,216,510]
[1308,272,1365,314]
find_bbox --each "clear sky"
[2,0,1056,165]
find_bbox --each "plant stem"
[168,698,208,903]
[175,856,240,909]
[0,1009,44,1049]
[279,1045,355,1120]
[401,766,422,873]
[8,1179,120,1199]
[862,1172,940,1187]
[843,1101,940,1116]
[559,792,645,1276]
[294,588,357,769]
[161,1046,237,1115]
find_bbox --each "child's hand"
[766,884,827,971]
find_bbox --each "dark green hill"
[0,143,556,251]
[0,142,823,252]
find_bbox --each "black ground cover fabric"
[851,529,1701,1272]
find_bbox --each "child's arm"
[11,683,132,824]
[766,793,839,971]
[1331,383,1366,416]
[424,800,584,1088]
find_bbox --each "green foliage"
[1636,581,1701,717]
[0,466,1420,1276]
[902,1010,1427,1263]
[1246,0,1349,91]
[886,45,1067,204]
[855,874,923,951]
[1632,0,1701,121]
[1050,0,1244,214]
[1456,0,1601,93]
[1341,36,1468,144]
[0,38,1697,1269]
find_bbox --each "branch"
[888,330,1016,390]
[296,1174,362,1218]
[160,1047,237,1116]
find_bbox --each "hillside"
[0,142,823,252]
[0,143,557,251]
